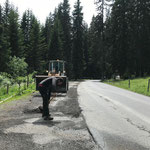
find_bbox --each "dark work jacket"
[38,77,54,94]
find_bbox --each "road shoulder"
[0,82,98,150]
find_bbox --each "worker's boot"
[43,116,53,120]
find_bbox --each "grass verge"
[104,77,150,97]
[0,83,36,104]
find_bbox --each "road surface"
[78,80,150,150]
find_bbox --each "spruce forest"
[0,0,150,80]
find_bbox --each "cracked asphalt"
[0,82,98,150]
[78,80,150,150]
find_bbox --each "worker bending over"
[38,77,54,120]
[38,77,63,120]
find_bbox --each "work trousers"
[39,88,51,117]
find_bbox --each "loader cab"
[48,60,66,77]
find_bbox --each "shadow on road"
[32,119,61,127]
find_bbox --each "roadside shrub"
[7,56,28,79]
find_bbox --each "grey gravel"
[0,82,98,150]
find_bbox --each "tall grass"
[104,77,150,97]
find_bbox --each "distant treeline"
[0,0,150,80]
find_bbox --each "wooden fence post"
[19,83,21,95]
[7,84,9,94]
[147,79,150,92]
[27,75,29,88]
[128,79,130,88]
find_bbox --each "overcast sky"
[0,0,97,25]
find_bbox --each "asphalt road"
[0,82,98,150]
[78,80,150,150]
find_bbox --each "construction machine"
[35,60,68,93]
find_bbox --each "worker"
[38,77,54,120]
[38,77,64,120]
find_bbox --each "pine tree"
[28,16,44,72]
[72,0,84,79]
[108,0,150,78]
[110,0,129,78]
[21,10,33,60]
[43,13,53,50]
[48,8,64,61]
[38,26,48,73]
[3,0,10,25]
[88,16,103,78]
[0,5,2,24]
[132,0,150,76]
[82,22,90,78]
[8,7,23,57]
[103,16,113,79]
[0,2,11,72]
[94,0,114,79]
[21,10,45,73]
[42,13,55,68]
[61,0,72,77]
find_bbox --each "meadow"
[104,77,150,97]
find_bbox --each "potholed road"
[78,80,150,150]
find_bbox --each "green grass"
[104,77,150,97]
[0,83,36,104]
